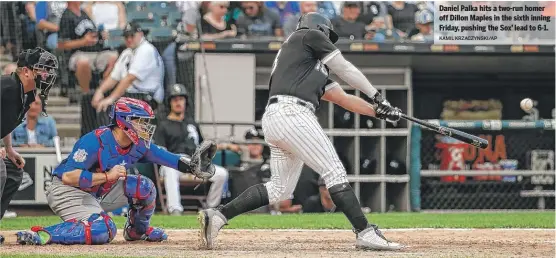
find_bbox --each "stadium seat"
[127,10,156,22]
[108,29,123,38]
[126,2,146,12]
[168,11,183,26]
[148,2,173,15]
[153,164,209,213]
[212,150,242,167]
[103,38,124,50]
[149,27,174,40]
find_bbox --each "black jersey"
[1,74,36,139]
[154,118,204,156]
[268,29,340,109]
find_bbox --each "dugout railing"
[410,120,555,211]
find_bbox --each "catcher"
[16,97,216,245]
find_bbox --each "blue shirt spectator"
[236,2,282,37]
[265,1,300,25]
[12,95,58,147]
[317,1,337,19]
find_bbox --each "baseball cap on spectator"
[123,22,150,37]
[245,127,264,140]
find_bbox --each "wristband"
[78,170,94,189]
[104,172,109,183]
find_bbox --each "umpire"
[0,47,59,244]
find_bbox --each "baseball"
[520,98,533,111]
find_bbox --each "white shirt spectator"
[110,38,164,102]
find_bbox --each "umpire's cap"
[296,12,339,43]
[167,83,188,104]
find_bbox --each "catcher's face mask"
[128,116,157,148]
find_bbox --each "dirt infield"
[1,229,554,257]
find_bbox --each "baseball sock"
[219,183,269,220]
[328,183,368,233]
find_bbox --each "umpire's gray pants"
[0,158,23,220]
[47,177,129,221]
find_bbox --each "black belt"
[267,96,315,112]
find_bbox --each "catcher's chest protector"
[94,127,148,172]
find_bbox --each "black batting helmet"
[166,83,188,105]
[296,12,338,43]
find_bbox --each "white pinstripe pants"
[262,96,348,204]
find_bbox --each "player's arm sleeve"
[303,29,340,63]
[52,134,99,184]
[141,143,181,169]
[324,78,340,92]
[143,144,198,174]
[324,46,379,98]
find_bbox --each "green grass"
[1,212,553,230]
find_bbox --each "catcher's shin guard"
[123,175,167,242]
[17,212,117,245]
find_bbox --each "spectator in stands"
[411,9,434,43]
[386,1,419,38]
[317,1,337,19]
[2,63,17,75]
[283,1,317,37]
[331,2,370,40]
[265,1,300,25]
[33,1,67,51]
[356,2,387,25]
[276,166,335,214]
[11,95,58,148]
[177,1,211,37]
[200,1,237,40]
[156,84,229,215]
[83,1,127,31]
[236,1,282,37]
[58,1,118,94]
[92,22,164,112]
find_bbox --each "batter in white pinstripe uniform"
[199,13,403,251]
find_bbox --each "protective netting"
[419,128,555,210]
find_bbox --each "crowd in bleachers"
[1,1,437,61]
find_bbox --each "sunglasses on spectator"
[219,5,229,9]
[244,6,256,10]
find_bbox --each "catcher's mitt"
[187,140,217,180]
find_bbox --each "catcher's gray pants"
[160,164,228,211]
[0,158,23,219]
[47,177,129,221]
[262,96,348,204]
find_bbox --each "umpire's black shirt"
[268,29,340,109]
[1,74,35,139]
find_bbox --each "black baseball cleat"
[0,234,5,245]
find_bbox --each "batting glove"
[372,93,402,123]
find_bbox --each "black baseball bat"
[401,114,489,149]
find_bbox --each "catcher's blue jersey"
[53,126,181,197]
